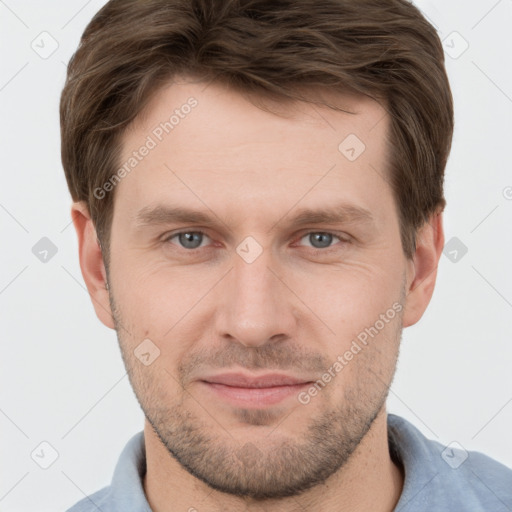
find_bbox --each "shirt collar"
[109,430,152,512]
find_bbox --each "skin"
[72,75,444,512]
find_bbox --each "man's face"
[105,77,411,499]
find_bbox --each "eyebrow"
[133,203,375,230]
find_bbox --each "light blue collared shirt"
[66,414,512,511]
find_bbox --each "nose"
[214,245,298,348]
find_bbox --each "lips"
[197,372,316,407]
[200,372,312,388]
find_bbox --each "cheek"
[321,310,402,400]
[292,259,402,332]
[113,267,210,375]
[114,258,188,326]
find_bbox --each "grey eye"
[175,232,207,249]
[302,232,338,249]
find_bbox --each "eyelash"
[161,230,350,252]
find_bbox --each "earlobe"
[402,213,445,328]
[71,201,115,329]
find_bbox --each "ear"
[71,201,115,329]
[402,212,444,328]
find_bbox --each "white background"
[1,1,511,510]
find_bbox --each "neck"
[142,407,404,512]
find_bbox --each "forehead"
[113,77,393,229]
[128,76,388,151]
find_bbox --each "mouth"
[198,372,314,407]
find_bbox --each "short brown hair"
[60,0,453,264]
